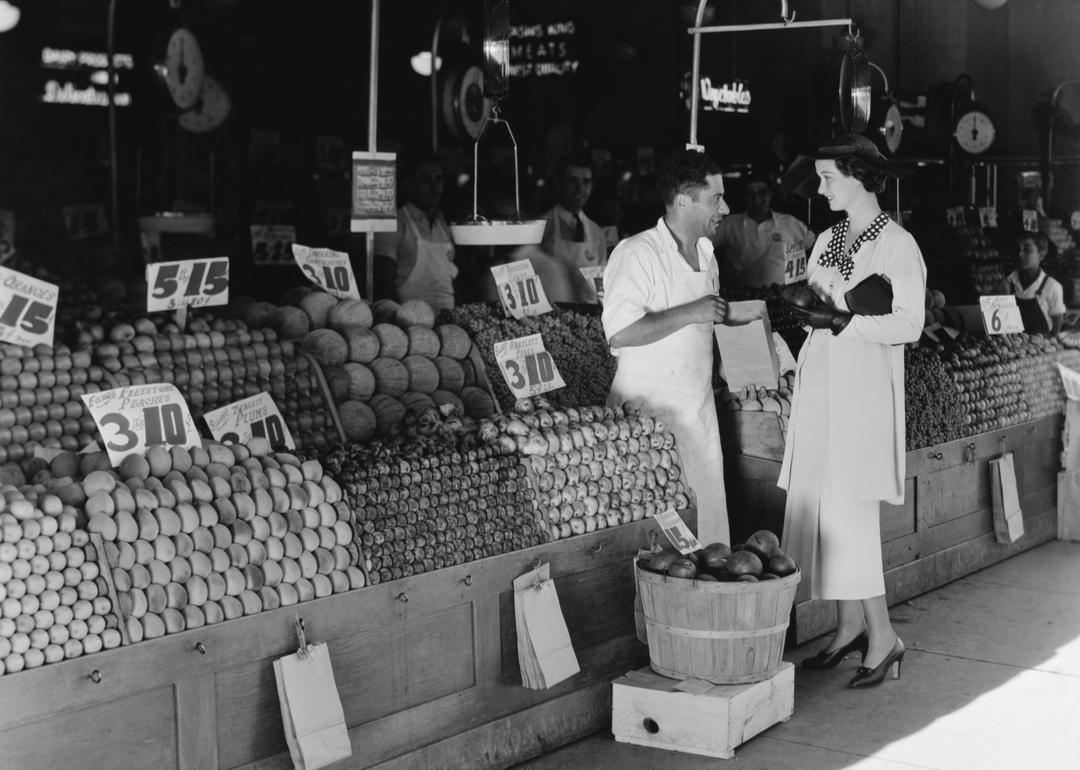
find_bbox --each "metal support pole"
[366,0,380,298]
[106,0,119,247]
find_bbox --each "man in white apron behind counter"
[603,149,758,546]
[374,154,458,311]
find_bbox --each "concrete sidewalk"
[515,541,1080,770]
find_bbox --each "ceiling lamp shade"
[971,0,1008,9]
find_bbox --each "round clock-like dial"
[164,28,205,110]
[954,110,996,155]
[179,75,231,133]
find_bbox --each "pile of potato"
[718,372,795,433]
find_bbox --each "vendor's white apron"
[399,207,458,311]
[606,270,729,545]
[553,228,600,304]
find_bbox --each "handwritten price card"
[82,384,200,466]
[291,244,360,299]
[491,259,552,319]
[251,224,296,266]
[579,266,604,302]
[493,333,565,400]
[145,258,229,312]
[653,508,702,555]
[350,151,398,233]
[203,392,295,449]
[980,295,1025,335]
[0,266,58,348]
[782,242,808,285]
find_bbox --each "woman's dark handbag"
[844,273,893,315]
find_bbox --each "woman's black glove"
[790,304,852,335]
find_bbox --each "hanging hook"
[848,21,861,39]
[294,617,312,660]
[533,558,543,591]
[780,0,796,25]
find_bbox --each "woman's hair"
[656,149,725,205]
[834,156,888,194]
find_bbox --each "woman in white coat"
[778,135,926,688]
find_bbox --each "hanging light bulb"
[0,1,20,33]
[410,51,443,77]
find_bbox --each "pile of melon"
[236,290,497,443]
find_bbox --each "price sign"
[978,207,998,229]
[203,392,295,449]
[980,295,1025,335]
[0,209,14,264]
[1022,209,1039,233]
[145,258,229,312]
[251,224,296,266]
[653,508,702,555]
[291,243,360,299]
[81,384,200,466]
[579,266,604,302]
[493,333,565,400]
[782,242,808,285]
[946,206,966,228]
[350,151,398,233]
[1070,211,1080,232]
[491,260,552,319]
[0,266,58,348]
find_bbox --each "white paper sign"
[782,242,808,285]
[946,206,966,228]
[0,266,58,348]
[291,243,361,299]
[653,508,702,555]
[145,258,229,312]
[81,384,200,465]
[980,295,1025,335]
[978,207,998,229]
[579,266,604,302]
[493,333,565,399]
[251,224,296,266]
[491,260,552,319]
[1022,209,1039,233]
[203,392,295,449]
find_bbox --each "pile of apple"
[32,439,363,644]
[0,476,122,675]
[638,529,798,583]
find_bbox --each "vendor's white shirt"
[713,211,815,288]
[1006,269,1066,328]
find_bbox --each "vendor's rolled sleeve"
[602,241,655,341]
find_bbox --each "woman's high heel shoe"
[800,632,869,670]
[848,637,905,688]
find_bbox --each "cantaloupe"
[461,386,496,418]
[431,389,464,416]
[280,286,316,306]
[459,357,477,387]
[370,358,409,398]
[402,355,439,394]
[338,401,377,442]
[394,299,436,329]
[300,291,339,329]
[372,299,400,324]
[400,391,437,414]
[322,365,351,404]
[327,299,373,332]
[342,363,376,401]
[406,326,441,357]
[242,301,278,330]
[343,327,380,363]
[368,394,406,433]
[373,324,408,359]
[301,329,349,367]
[269,306,310,340]
[436,324,472,358]
[434,356,465,392]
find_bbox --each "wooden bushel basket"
[635,560,800,685]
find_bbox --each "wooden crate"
[612,662,794,759]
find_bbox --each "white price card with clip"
[579,266,604,302]
[145,258,229,312]
[203,392,295,449]
[1022,209,1039,233]
[81,383,201,466]
[291,244,361,299]
[946,206,966,228]
[493,333,565,400]
[980,295,1025,335]
[491,259,552,319]
[782,242,808,285]
[653,508,702,555]
[251,224,296,266]
[978,207,998,229]
[0,265,58,348]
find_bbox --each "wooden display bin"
[721,414,1062,644]
[0,517,675,769]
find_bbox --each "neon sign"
[700,78,751,113]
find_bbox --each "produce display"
[953,225,1005,296]
[447,303,616,410]
[637,529,797,582]
[718,372,795,433]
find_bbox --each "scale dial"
[162,28,205,110]
[179,75,230,133]
[954,110,996,155]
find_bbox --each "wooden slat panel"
[178,673,218,770]
[881,477,917,542]
[0,685,177,770]
[725,454,788,544]
[919,460,993,526]
[882,533,918,572]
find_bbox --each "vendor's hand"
[684,295,728,325]
[791,304,852,335]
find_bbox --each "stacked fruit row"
[236,292,496,443]
[0,477,121,675]
[953,226,1005,295]
[31,441,362,646]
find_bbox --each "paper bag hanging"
[1057,470,1080,542]
[513,562,580,689]
[990,453,1025,544]
[273,618,352,770]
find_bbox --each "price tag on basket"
[979,295,1025,335]
[291,243,361,299]
[782,242,808,285]
[653,508,702,555]
[978,207,998,229]
[251,224,296,266]
[579,266,604,302]
[1022,209,1039,233]
[0,265,58,348]
[493,333,565,400]
[82,384,201,466]
[145,258,229,312]
[491,260,552,319]
[203,392,295,449]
